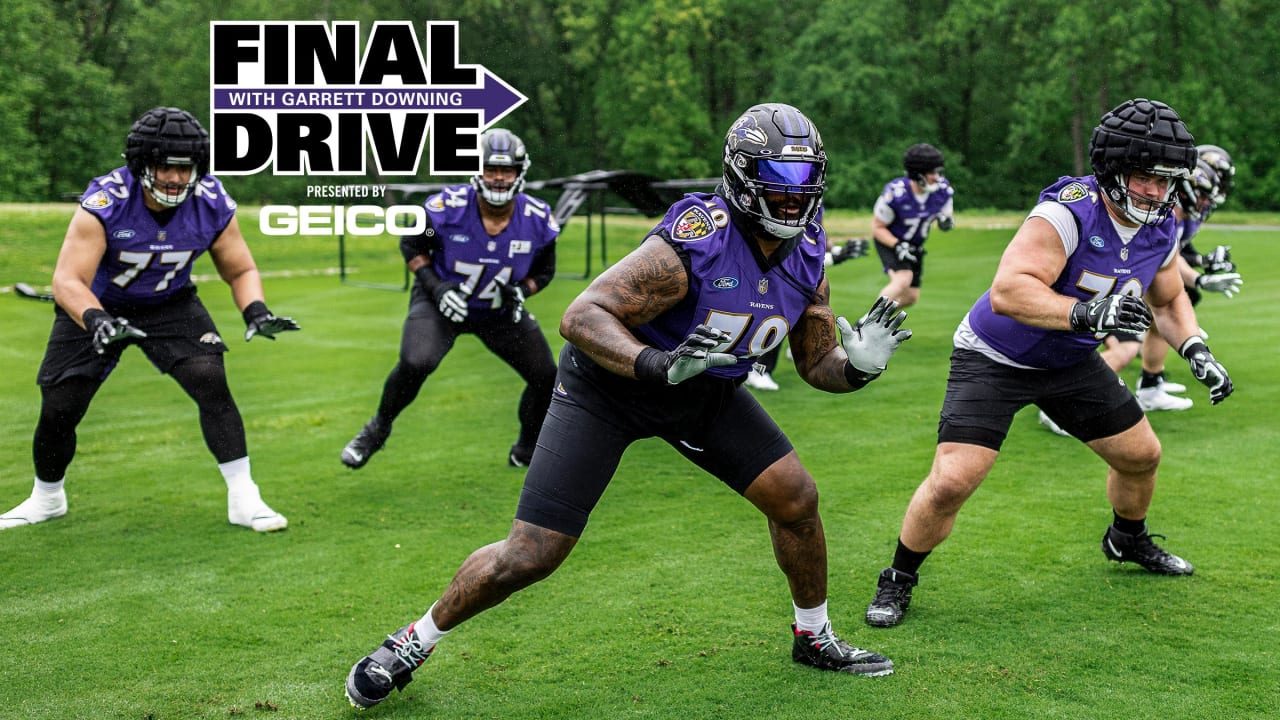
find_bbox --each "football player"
[866,99,1232,628]
[871,143,956,309]
[340,129,559,470]
[345,103,911,710]
[0,107,298,533]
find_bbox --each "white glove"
[837,297,912,377]
[433,282,472,323]
[665,324,737,384]
[893,241,918,263]
[1195,272,1243,298]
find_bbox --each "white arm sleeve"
[1027,201,1077,256]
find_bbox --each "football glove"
[825,238,871,267]
[432,282,471,323]
[1069,295,1151,335]
[242,301,301,341]
[1204,245,1236,274]
[83,308,147,355]
[935,215,955,231]
[635,324,737,385]
[837,296,912,379]
[1179,337,1233,404]
[893,241,919,264]
[494,276,527,324]
[1194,272,1243,299]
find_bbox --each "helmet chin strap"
[762,219,804,238]
[142,168,193,207]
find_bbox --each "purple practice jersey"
[1175,213,1203,249]
[967,175,1178,369]
[633,193,827,380]
[877,176,954,247]
[80,167,237,309]
[423,184,560,319]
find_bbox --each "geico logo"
[259,205,427,236]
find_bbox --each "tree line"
[3,0,1276,212]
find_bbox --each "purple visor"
[757,159,823,189]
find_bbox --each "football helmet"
[471,128,530,206]
[1177,159,1220,222]
[1197,144,1234,207]
[722,103,826,239]
[1089,98,1196,226]
[903,143,945,194]
[125,107,209,207]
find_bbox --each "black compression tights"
[32,355,248,481]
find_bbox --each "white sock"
[414,602,451,648]
[218,457,254,494]
[794,601,829,635]
[33,476,65,496]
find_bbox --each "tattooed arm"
[787,276,861,393]
[560,236,689,378]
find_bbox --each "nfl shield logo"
[1121,247,1129,261]
[758,278,769,295]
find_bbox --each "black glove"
[1069,295,1151,334]
[83,308,147,355]
[826,238,871,266]
[634,324,737,385]
[1179,337,1233,404]
[935,215,954,231]
[431,282,470,323]
[243,300,301,341]
[893,241,919,263]
[1203,245,1236,274]
[494,277,527,323]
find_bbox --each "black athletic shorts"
[37,286,228,386]
[937,348,1144,450]
[875,241,924,287]
[514,344,794,537]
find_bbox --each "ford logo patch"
[113,229,136,239]
[1089,235,1104,248]
[713,276,739,290]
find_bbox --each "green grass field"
[1,203,1276,719]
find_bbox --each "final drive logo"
[209,20,525,176]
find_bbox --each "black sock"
[1112,512,1147,536]
[1137,371,1163,390]
[891,538,930,577]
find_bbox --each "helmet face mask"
[1177,159,1220,222]
[722,103,826,239]
[125,107,209,208]
[1197,144,1234,208]
[471,129,529,206]
[1089,98,1196,226]
[903,143,945,194]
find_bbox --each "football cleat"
[227,486,287,532]
[791,623,893,677]
[1136,385,1193,412]
[1038,410,1072,437]
[865,567,918,627]
[744,369,780,391]
[342,417,391,469]
[0,489,68,530]
[1102,526,1194,575]
[508,444,534,468]
[346,623,434,710]
[1151,373,1187,394]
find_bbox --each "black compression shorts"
[37,287,228,386]
[514,344,794,537]
[937,348,1144,450]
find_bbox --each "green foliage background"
[1,205,1278,718]
[2,0,1278,209]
